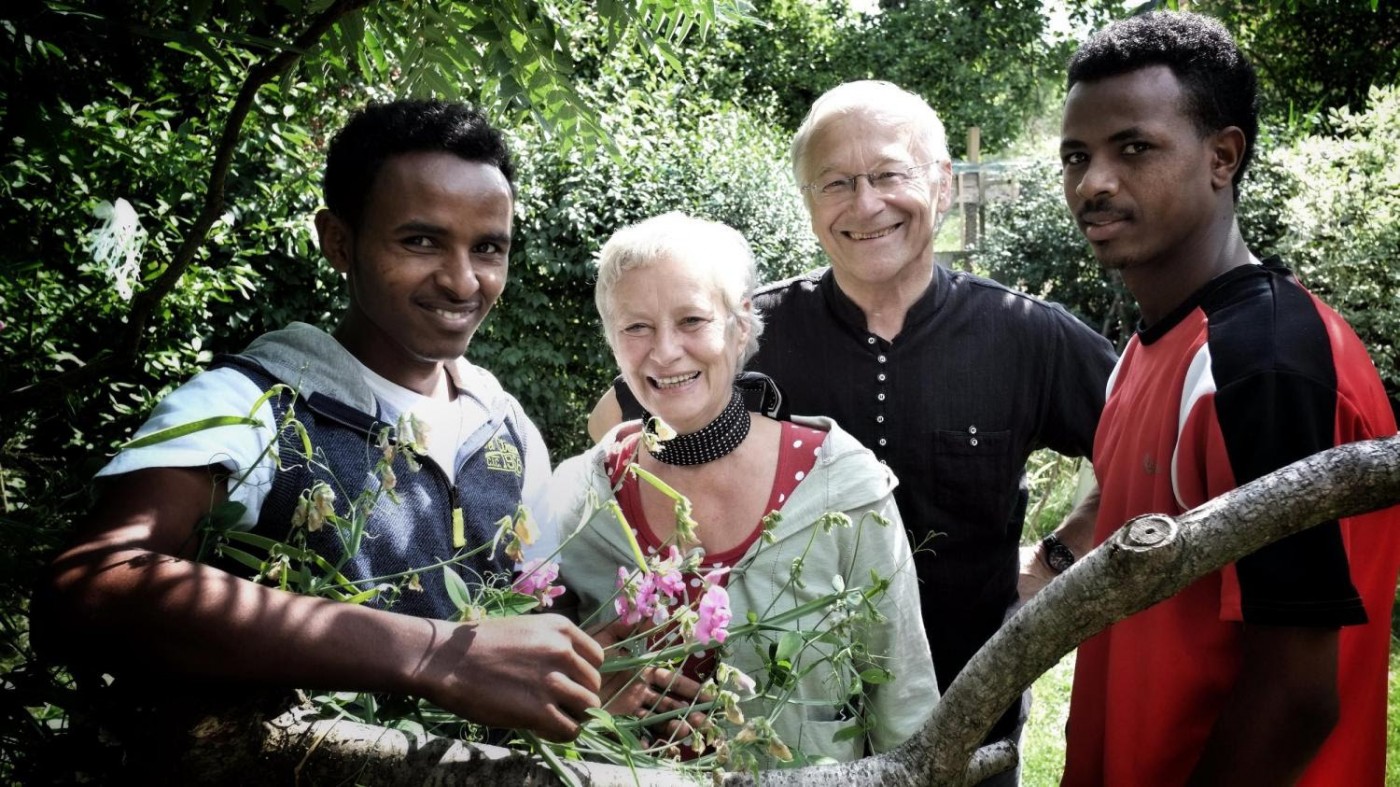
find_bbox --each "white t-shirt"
[97,357,552,544]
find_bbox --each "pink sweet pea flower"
[693,580,732,646]
[615,566,644,624]
[616,567,666,625]
[652,545,686,602]
[513,559,566,608]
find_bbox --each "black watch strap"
[1041,532,1077,574]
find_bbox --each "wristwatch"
[1040,532,1077,574]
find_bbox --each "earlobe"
[1210,127,1247,190]
[314,209,353,274]
[734,300,754,351]
[935,160,954,212]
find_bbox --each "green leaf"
[289,419,314,462]
[120,416,263,449]
[202,501,247,532]
[218,544,268,575]
[488,591,541,616]
[831,723,866,743]
[859,668,892,685]
[774,630,804,663]
[442,565,473,611]
[342,585,382,605]
[247,383,291,419]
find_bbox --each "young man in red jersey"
[1052,11,1400,785]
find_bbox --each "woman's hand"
[591,619,710,744]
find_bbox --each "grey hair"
[594,212,765,364]
[790,80,951,185]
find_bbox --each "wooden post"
[960,126,981,258]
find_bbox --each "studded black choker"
[642,387,750,466]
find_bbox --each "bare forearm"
[1188,626,1339,786]
[1019,483,1100,602]
[44,542,604,740]
[45,545,439,696]
[42,466,604,740]
[1051,482,1099,556]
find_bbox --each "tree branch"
[160,435,1400,785]
[918,432,1400,784]
[1,0,376,415]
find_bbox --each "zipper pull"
[450,486,466,548]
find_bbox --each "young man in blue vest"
[41,100,605,742]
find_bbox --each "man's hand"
[1017,542,1058,603]
[416,614,604,742]
[1019,482,1100,604]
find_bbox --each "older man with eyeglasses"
[594,81,1117,780]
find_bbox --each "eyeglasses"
[800,163,936,201]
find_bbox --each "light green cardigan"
[543,416,939,763]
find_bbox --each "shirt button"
[970,437,979,447]
[878,438,887,446]
[867,336,877,345]
[876,415,885,423]
[968,425,978,435]
[878,355,887,364]
[880,459,888,465]
[878,373,887,382]
[877,393,886,402]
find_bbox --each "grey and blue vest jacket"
[214,324,527,620]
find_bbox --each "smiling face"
[607,253,751,435]
[1060,65,1228,279]
[319,151,513,394]
[799,110,952,301]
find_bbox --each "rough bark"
[164,434,1400,786]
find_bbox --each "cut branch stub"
[1120,514,1176,550]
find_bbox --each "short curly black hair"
[1068,11,1258,198]
[322,99,516,230]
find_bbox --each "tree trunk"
[165,434,1400,786]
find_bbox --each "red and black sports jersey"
[1064,260,1400,786]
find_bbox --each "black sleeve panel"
[1208,272,1365,627]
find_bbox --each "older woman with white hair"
[543,212,938,764]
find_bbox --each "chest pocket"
[928,427,1017,534]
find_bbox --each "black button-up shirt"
[749,265,1116,700]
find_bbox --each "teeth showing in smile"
[430,307,472,321]
[652,372,700,389]
[847,226,897,241]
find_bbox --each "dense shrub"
[1271,84,1400,394]
[972,161,1134,348]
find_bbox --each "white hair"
[594,212,764,364]
[790,80,951,185]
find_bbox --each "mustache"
[1078,198,1129,222]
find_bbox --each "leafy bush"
[971,161,1134,348]
[1271,84,1400,394]
[699,0,1088,155]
